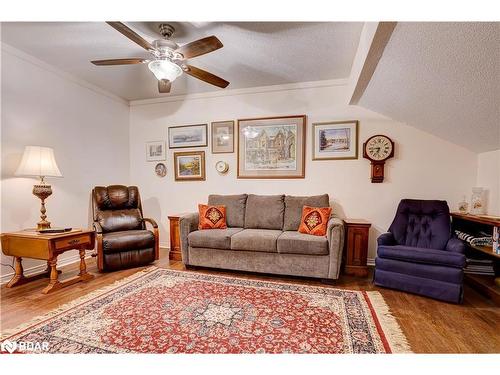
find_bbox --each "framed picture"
[168,124,208,149]
[146,141,166,161]
[312,120,359,160]
[174,151,206,181]
[237,115,306,179]
[211,121,235,154]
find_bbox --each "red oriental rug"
[1,268,411,353]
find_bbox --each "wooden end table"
[343,219,371,277]
[1,229,95,294]
[168,213,189,261]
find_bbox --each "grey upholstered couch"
[179,194,345,280]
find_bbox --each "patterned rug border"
[1,266,412,353]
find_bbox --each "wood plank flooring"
[1,249,499,353]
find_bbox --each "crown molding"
[129,78,349,106]
[1,42,129,106]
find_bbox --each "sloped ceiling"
[358,22,500,153]
[1,22,363,101]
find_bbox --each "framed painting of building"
[174,151,206,181]
[168,124,208,149]
[312,120,358,160]
[237,115,306,179]
[211,120,234,154]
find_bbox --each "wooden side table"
[168,214,188,261]
[343,219,371,277]
[1,229,95,294]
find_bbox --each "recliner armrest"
[446,237,466,254]
[142,217,158,228]
[378,232,396,246]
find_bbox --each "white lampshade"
[148,60,182,82]
[15,146,63,178]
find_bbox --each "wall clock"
[363,135,394,183]
[215,161,229,174]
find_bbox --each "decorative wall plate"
[215,161,229,174]
[155,162,167,177]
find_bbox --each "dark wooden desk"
[1,229,95,294]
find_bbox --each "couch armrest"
[142,217,158,229]
[326,217,345,279]
[179,212,199,264]
[446,237,466,254]
[377,232,396,246]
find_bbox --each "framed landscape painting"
[146,141,166,161]
[174,151,206,181]
[237,115,306,179]
[312,120,358,160]
[211,120,234,154]
[168,124,207,149]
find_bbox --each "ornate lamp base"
[33,183,53,230]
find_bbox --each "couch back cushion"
[283,194,330,231]
[208,194,247,228]
[244,194,285,230]
[389,199,451,250]
[93,185,143,233]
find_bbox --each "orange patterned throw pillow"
[298,206,332,236]
[198,204,227,230]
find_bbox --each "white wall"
[129,83,478,260]
[477,149,500,215]
[1,45,130,280]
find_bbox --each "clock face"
[216,161,229,174]
[365,135,393,161]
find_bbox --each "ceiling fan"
[91,22,229,93]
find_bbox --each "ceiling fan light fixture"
[148,60,182,82]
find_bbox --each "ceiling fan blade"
[106,22,153,51]
[184,65,229,88]
[91,58,148,66]
[158,79,172,93]
[176,36,223,59]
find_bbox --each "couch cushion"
[283,194,329,231]
[188,228,243,250]
[244,194,285,230]
[102,230,155,253]
[208,194,247,228]
[277,231,328,255]
[377,245,466,268]
[231,229,282,252]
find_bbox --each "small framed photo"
[168,124,208,149]
[211,121,235,154]
[146,141,166,161]
[174,151,206,181]
[312,120,359,160]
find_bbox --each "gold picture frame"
[312,120,359,160]
[174,151,206,181]
[237,115,306,179]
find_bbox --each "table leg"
[42,257,61,294]
[6,257,26,288]
[78,249,93,282]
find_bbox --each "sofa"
[179,194,345,280]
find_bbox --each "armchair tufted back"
[92,185,144,233]
[388,199,451,250]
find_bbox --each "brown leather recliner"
[92,185,159,272]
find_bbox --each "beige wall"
[129,83,478,261]
[477,149,500,215]
[1,45,130,281]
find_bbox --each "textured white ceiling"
[1,22,363,101]
[359,22,500,153]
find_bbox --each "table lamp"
[15,146,63,230]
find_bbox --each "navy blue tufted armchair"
[374,199,466,303]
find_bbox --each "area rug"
[1,267,411,353]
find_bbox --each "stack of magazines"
[464,257,495,276]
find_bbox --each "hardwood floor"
[1,249,499,353]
